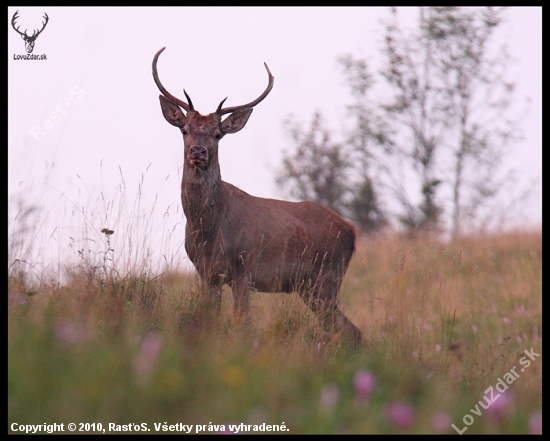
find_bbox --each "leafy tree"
[276,111,386,233]
[336,54,390,233]
[343,7,525,235]
[422,7,525,235]
[276,111,351,216]
[277,7,527,237]
[349,175,387,233]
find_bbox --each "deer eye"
[214,133,222,140]
[181,129,187,135]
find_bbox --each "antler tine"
[36,13,49,36]
[152,47,193,112]
[183,90,194,111]
[215,97,228,114]
[30,12,48,39]
[217,63,274,116]
[11,10,24,36]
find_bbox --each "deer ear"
[221,108,253,134]
[159,95,187,127]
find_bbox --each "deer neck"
[181,162,225,233]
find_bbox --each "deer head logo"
[11,10,49,54]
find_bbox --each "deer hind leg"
[298,279,362,346]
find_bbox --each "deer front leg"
[199,280,222,319]
[178,279,222,337]
[231,275,251,327]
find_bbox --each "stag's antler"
[31,13,49,40]
[152,47,194,112]
[216,63,274,116]
[11,11,49,40]
[152,47,274,116]
[11,10,24,37]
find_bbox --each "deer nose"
[189,146,207,160]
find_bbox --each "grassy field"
[8,229,542,434]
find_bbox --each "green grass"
[8,229,541,434]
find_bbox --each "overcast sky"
[8,7,541,273]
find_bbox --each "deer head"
[11,10,49,54]
[152,47,274,174]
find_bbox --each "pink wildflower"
[386,402,415,429]
[132,332,163,380]
[431,412,452,433]
[528,410,542,434]
[319,384,340,412]
[486,392,513,422]
[55,321,91,344]
[353,369,376,400]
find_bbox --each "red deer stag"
[152,47,361,345]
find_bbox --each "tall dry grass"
[8,198,541,434]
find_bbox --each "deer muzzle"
[188,145,208,168]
